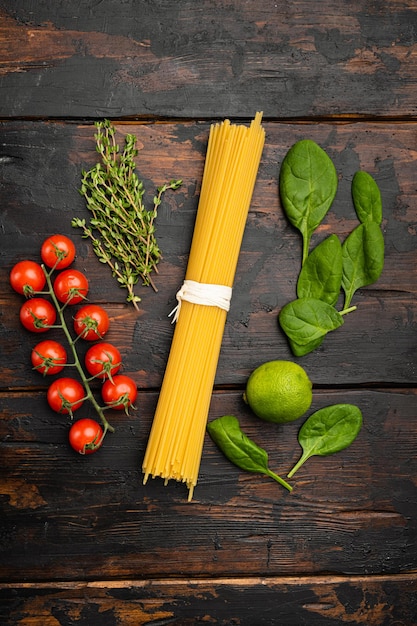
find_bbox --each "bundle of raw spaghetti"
[142,113,265,500]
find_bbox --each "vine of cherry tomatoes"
[10,234,138,455]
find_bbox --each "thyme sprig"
[72,119,182,310]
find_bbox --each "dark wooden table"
[1,2,417,624]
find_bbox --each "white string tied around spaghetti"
[168,279,233,323]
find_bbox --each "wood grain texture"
[1,121,416,388]
[1,2,417,618]
[1,575,417,625]
[1,388,416,582]
[1,1,417,119]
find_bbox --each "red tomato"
[10,260,46,296]
[41,234,76,270]
[85,342,122,380]
[53,269,89,305]
[73,304,110,341]
[31,340,67,375]
[69,418,103,455]
[101,374,137,411]
[19,297,56,332]
[47,377,85,414]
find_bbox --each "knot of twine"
[168,279,233,323]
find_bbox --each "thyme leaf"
[73,119,182,310]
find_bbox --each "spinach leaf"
[288,336,324,357]
[352,171,382,225]
[278,141,385,356]
[279,297,344,347]
[279,139,338,265]
[342,221,385,308]
[207,415,293,492]
[287,404,362,478]
[297,234,343,306]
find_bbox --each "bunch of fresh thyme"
[72,119,182,310]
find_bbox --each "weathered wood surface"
[1,119,416,624]
[1,387,417,581]
[1,121,416,390]
[1,0,417,623]
[1,575,417,625]
[1,1,417,119]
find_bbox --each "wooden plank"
[1,1,417,119]
[2,297,416,390]
[1,574,417,625]
[1,121,416,387]
[1,388,416,581]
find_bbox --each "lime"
[243,360,312,423]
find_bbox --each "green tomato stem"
[42,265,115,434]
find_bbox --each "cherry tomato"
[69,418,103,455]
[73,304,110,341]
[41,234,76,270]
[31,340,67,375]
[19,297,56,332]
[53,269,89,305]
[101,374,137,411]
[85,342,122,380]
[47,377,85,414]
[10,260,46,296]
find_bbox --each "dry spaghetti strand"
[142,113,265,500]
